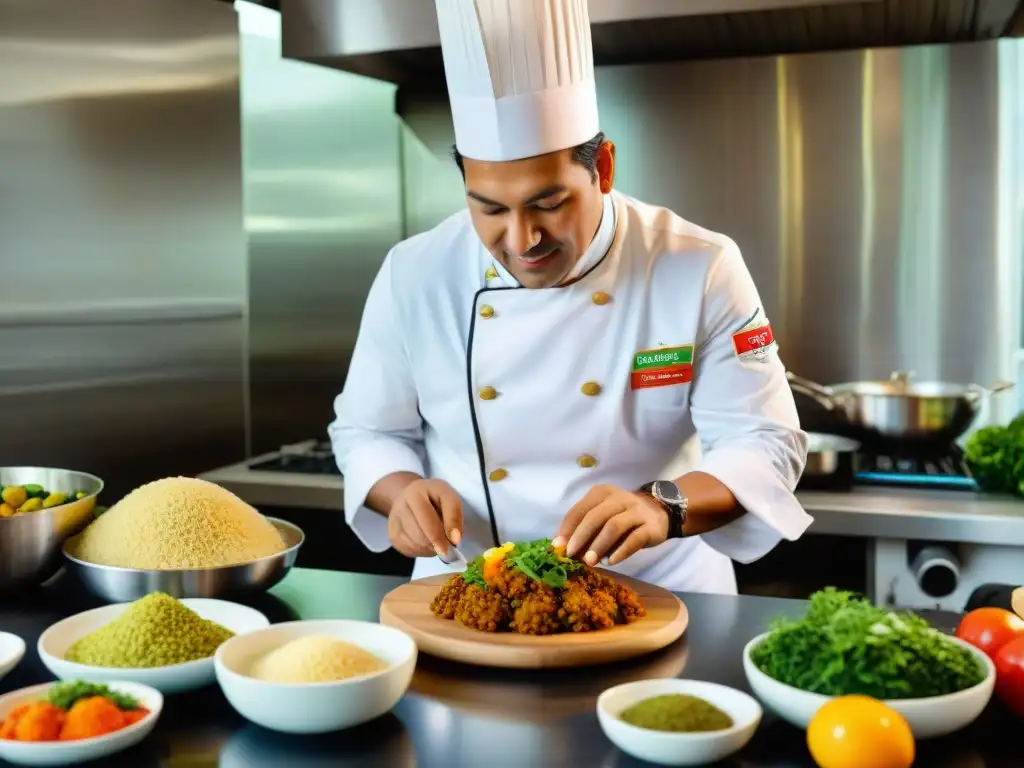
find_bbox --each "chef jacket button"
[580,381,602,396]
[591,291,611,305]
[489,468,508,482]
[485,266,498,280]
[577,454,598,469]
[479,386,498,400]
[479,304,495,318]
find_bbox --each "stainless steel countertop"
[199,457,1024,546]
[0,568,1010,767]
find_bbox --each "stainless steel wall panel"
[0,0,247,498]
[238,3,403,454]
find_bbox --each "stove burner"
[249,440,341,475]
[855,444,975,490]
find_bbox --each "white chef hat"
[434,0,600,163]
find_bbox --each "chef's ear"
[597,141,616,194]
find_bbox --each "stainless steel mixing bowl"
[0,466,103,589]
[62,517,305,602]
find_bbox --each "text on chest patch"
[630,345,694,390]
[731,308,777,363]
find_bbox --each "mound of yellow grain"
[69,476,287,570]
[248,635,388,683]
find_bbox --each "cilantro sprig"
[459,539,583,591]
[462,556,487,589]
[47,681,139,711]
[750,588,985,699]
[508,538,582,590]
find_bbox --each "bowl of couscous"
[61,476,303,602]
[38,593,270,694]
[214,620,417,734]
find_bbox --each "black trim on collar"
[464,250,614,550]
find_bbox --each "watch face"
[653,480,683,505]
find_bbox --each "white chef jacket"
[329,190,811,595]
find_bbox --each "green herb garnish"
[508,538,582,590]
[47,681,138,711]
[964,413,1024,497]
[750,588,985,699]
[462,556,487,589]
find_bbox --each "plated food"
[430,539,646,635]
[65,476,286,570]
[0,680,162,767]
[38,593,269,694]
[214,619,417,734]
[0,682,149,743]
[743,588,995,739]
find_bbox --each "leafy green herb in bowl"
[750,588,984,699]
[742,588,996,739]
[965,413,1024,497]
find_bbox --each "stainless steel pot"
[788,370,1013,445]
[798,433,861,490]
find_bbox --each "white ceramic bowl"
[742,631,996,739]
[0,632,26,683]
[0,680,162,766]
[214,619,417,734]
[597,678,762,766]
[38,599,269,694]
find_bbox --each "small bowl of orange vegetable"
[0,680,162,766]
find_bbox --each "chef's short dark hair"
[451,131,606,183]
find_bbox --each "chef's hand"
[387,478,463,559]
[552,484,668,567]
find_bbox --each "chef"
[329,0,811,594]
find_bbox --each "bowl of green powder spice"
[742,588,996,739]
[597,679,761,766]
[38,592,270,694]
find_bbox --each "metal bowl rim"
[0,467,104,523]
[0,467,104,497]
[61,516,305,574]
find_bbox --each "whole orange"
[806,695,915,768]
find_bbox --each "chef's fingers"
[566,496,627,559]
[553,484,615,548]
[607,526,650,566]
[389,505,433,558]
[428,482,464,545]
[406,488,451,556]
[585,510,643,566]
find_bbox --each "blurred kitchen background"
[2,0,1023,607]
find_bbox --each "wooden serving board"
[378,571,688,669]
[1013,586,1024,621]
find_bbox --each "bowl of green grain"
[742,588,996,739]
[38,592,270,694]
[597,679,762,767]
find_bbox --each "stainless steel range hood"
[279,0,1024,85]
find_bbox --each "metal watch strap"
[638,481,686,539]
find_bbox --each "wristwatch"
[638,480,688,539]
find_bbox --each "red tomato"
[995,636,1024,718]
[955,608,1024,660]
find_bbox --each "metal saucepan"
[798,433,861,491]
[788,370,1013,447]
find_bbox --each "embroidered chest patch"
[630,345,694,390]
[731,308,777,362]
